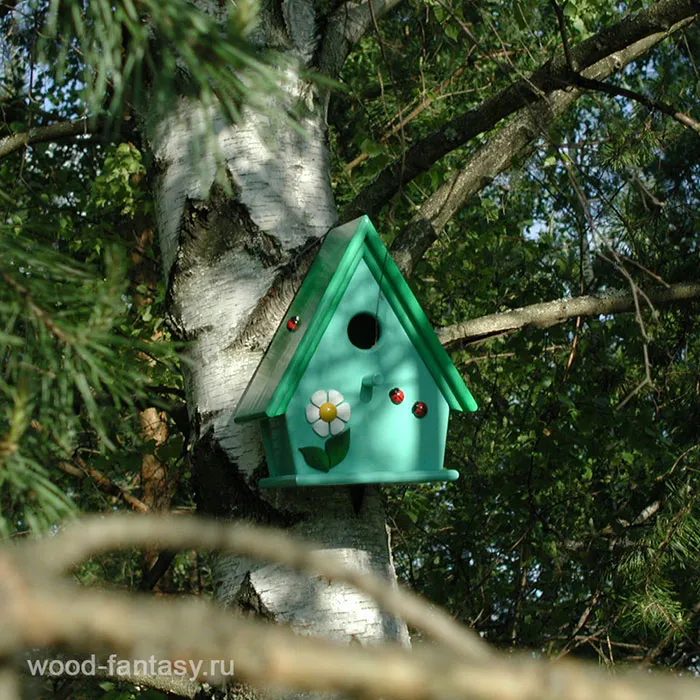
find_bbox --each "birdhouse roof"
[234,216,477,423]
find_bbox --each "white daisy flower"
[306,390,351,437]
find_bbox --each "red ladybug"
[412,401,428,418]
[389,388,405,405]
[286,315,301,331]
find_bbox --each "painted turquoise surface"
[283,258,454,484]
[260,417,295,477]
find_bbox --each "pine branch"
[0,269,71,342]
[342,0,700,222]
[437,282,700,347]
[389,16,696,276]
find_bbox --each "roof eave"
[362,223,478,413]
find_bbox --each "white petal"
[311,390,327,407]
[329,419,346,435]
[328,389,344,406]
[312,419,329,437]
[336,402,351,422]
[306,405,320,423]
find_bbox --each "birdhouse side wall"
[260,416,296,478]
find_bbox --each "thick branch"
[551,0,698,135]
[317,0,404,79]
[32,514,489,662]
[4,515,700,700]
[437,282,700,347]
[0,118,96,160]
[342,0,700,222]
[390,17,696,276]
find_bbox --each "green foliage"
[91,143,147,217]
[330,0,700,669]
[0,234,175,537]
[39,0,279,125]
[0,5,186,540]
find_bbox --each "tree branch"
[437,282,700,348]
[550,0,698,135]
[0,0,18,22]
[551,0,576,71]
[57,454,150,514]
[342,0,700,222]
[389,16,697,276]
[0,117,98,160]
[31,514,490,662]
[317,0,405,79]
[567,73,700,135]
[5,514,700,700]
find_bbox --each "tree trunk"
[145,3,410,689]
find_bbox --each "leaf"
[299,446,331,472]
[325,428,351,468]
[444,23,459,42]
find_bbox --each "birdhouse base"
[259,469,459,488]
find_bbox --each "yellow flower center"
[319,402,338,423]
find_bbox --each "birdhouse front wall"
[284,259,450,485]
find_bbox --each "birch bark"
[144,1,410,682]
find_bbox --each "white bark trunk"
[146,3,410,685]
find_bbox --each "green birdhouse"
[234,216,477,488]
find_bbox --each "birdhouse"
[234,216,477,487]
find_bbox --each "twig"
[556,587,604,660]
[566,73,700,136]
[616,375,652,410]
[618,255,671,287]
[57,455,150,514]
[562,315,584,383]
[551,0,575,71]
[655,444,700,483]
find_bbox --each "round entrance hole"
[347,313,381,349]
